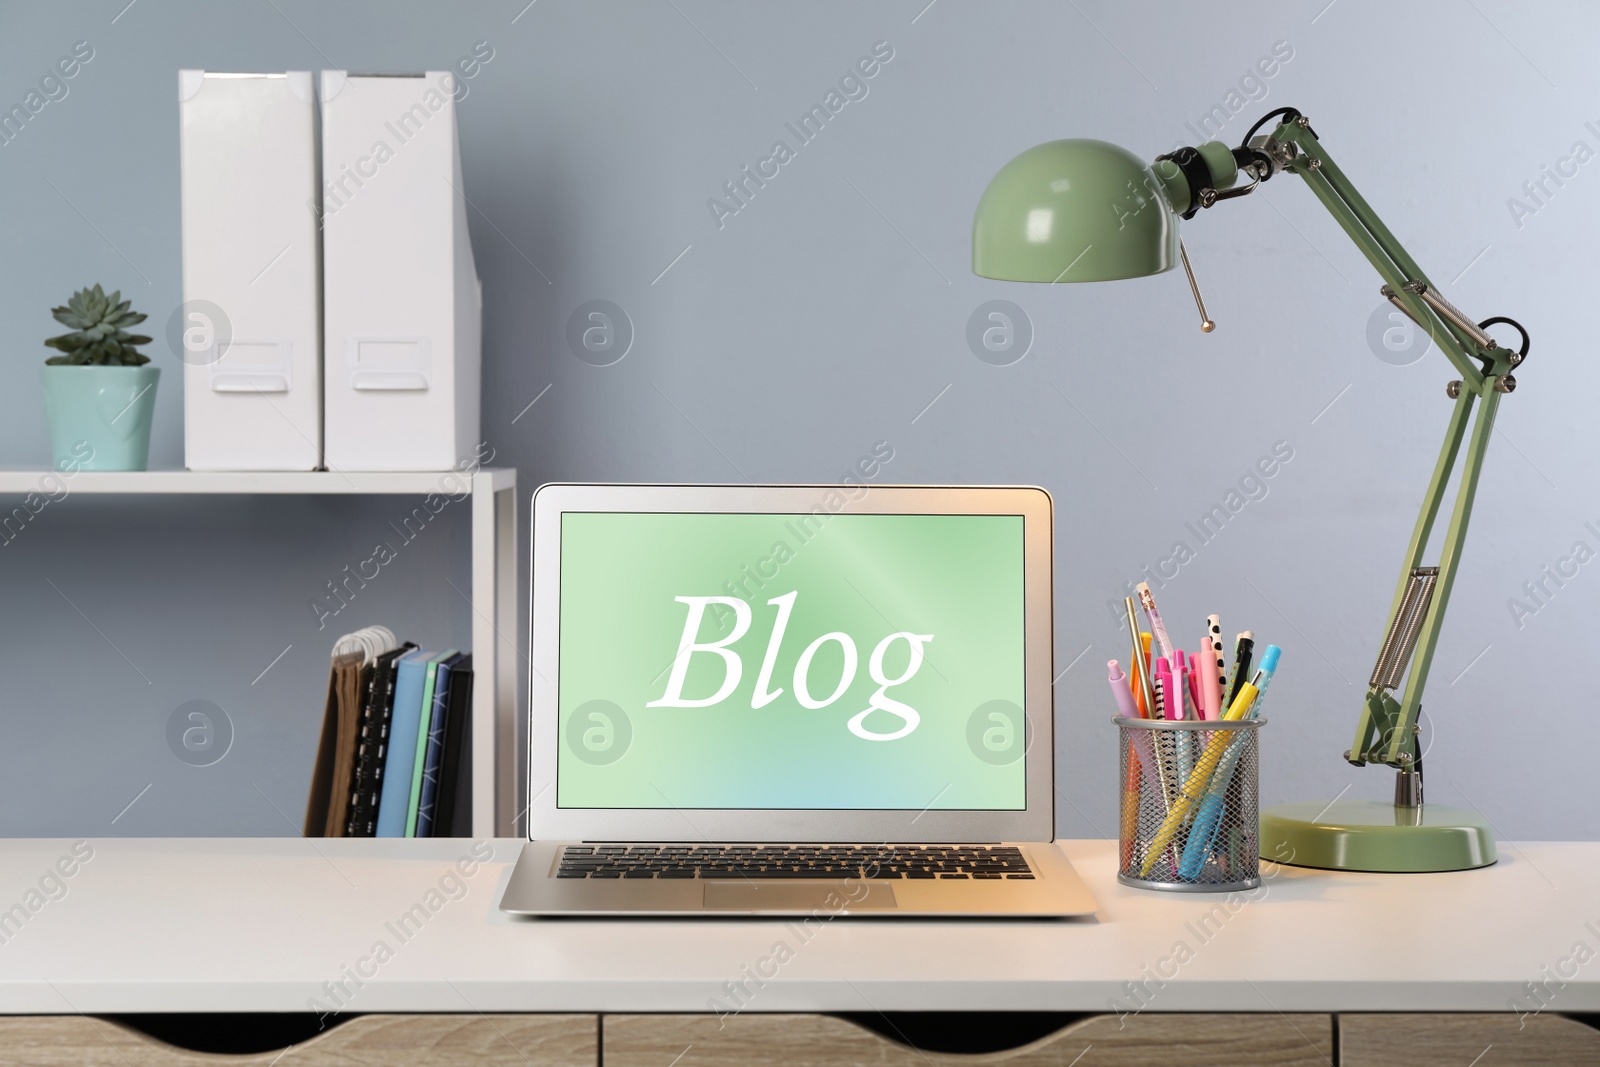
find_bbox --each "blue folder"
[376,649,427,837]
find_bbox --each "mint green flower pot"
[39,365,161,471]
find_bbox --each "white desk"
[0,837,1594,1016]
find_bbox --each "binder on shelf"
[415,652,467,838]
[303,650,366,837]
[376,649,430,837]
[431,659,474,837]
[345,643,415,837]
[405,651,458,837]
[178,71,321,471]
[319,71,482,472]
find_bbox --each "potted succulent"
[40,284,159,471]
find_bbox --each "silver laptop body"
[499,483,1096,917]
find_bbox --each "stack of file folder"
[304,630,474,838]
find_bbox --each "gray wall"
[1,0,1594,840]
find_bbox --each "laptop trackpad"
[703,883,897,910]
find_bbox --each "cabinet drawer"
[0,1014,597,1066]
[1339,1013,1600,1067]
[603,1012,1334,1066]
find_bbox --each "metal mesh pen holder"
[1116,716,1264,893]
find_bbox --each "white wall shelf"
[0,468,515,495]
[0,466,520,839]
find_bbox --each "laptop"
[499,483,1097,917]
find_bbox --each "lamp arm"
[1256,117,1522,772]
[1270,123,1504,386]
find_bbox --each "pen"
[1222,672,1260,720]
[1126,725,1168,871]
[1174,651,1199,721]
[1153,657,1172,720]
[1140,632,1154,715]
[1176,649,1210,755]
[1246,645,1281,718]
[1165,658,1197,786]
[1130,675,1145,719]
[1138,632,1153,674]
[1136,583,1176,663]
[1153,660,1183,845]
[1174,649,1194,724]
[1130,727,1166,810]
[1120,744,1140,870]
[1152,664,1185,875]
[1179,786,1226,878]
[1224,632,1255,712]
[1207,616,1227,708]
[1107,659,1141,719]
[1129,723,1162,787]
[1199,635,1223,722]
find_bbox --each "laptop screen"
[555,511,1027,811]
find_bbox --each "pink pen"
[1175,651,1199,722]
[1173,650,1188,707]
[1154,657,1175,720]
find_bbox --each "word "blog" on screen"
[647,591,932,741]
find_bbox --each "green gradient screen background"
[556,512,1027,810]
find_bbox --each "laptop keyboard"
[555,844,1034,880]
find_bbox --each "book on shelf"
[416,652,469,838]
[304,629,474,838]
[302,649,365,837]
[431,658,474,838]
[404,651,457,837]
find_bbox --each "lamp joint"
[1245,135,1296,173]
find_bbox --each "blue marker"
[1246,644,1281,718]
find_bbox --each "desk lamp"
[973,108,1530,872]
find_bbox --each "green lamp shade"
[972,139,1179,283]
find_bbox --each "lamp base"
[1259,800,1496,873]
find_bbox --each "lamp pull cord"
[1178,240,1215,333]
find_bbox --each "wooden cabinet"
[602,1012,1336,1066]
[0,1014,597,1066]
[1339,1013,1600,1067]
[3,1011,1596,1065]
